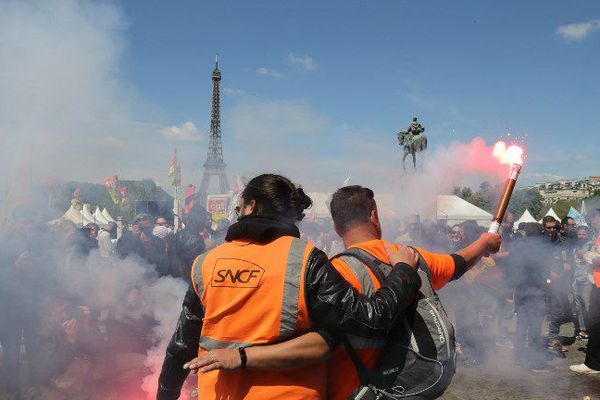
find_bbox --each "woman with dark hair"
[157,174,422,400]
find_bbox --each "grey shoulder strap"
[332,247,391,284]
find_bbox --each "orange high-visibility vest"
[191,236,325,400]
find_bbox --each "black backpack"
[332,247,456,400]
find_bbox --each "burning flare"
[492,141,524,166]
[488,141,525,234]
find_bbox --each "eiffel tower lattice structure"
[199,55,230,205]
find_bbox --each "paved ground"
[440,336,600,400]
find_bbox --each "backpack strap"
[333,247,392,284]
[340,334,372,386]
[331,248,396,386]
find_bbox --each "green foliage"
[453,186,473,199]
[455,182,544,220]
[508,188,544,219]
[454,181,497,213]
[539,199,581,221]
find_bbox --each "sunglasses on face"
[235,206,241,217]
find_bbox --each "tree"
[508,188,543,219]
[454,186,473,200]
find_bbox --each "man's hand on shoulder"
[385,244,419,269]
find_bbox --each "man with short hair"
[325,186,499,398]
[561,216,577,237]
[186,186,501,399]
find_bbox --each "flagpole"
[173,185,180,233]
[171,147,181,232]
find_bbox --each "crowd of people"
[1,183,599,400]
[354,209,600,375]
[0,202,230,400]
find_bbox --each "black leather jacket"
[157,215,421,399]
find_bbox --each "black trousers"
[585,285,600,370]
[547,280,574,342]
[514,295,546,364]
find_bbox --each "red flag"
[183,184,196,214]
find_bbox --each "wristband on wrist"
[239,347,247,369]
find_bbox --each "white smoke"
[0,0,161,188]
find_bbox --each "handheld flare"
[489,142,524,234]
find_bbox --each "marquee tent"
[539,207,561,223]
[514,209,537,229]
[102,208,117,223]
[94,208,110,224]
[81,204,96,225]
[436,195,493,228]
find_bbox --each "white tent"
[436,195,493,228]
[102,208,117,223]
[94,208,110,224]
[81,204,96,225]
[306,192,331,219]
[580,200,587,217]
[539,207,561,223]
[305,191,399,221]
[514,209,537,230]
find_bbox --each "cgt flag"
[104,175,121,205]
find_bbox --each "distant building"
[532,176,600,204]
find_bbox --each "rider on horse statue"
[398,117,428,171]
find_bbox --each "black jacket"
[157,215,422,400]
[169,228,206,280]
[507,236,552,301]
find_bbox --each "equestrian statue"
[397,117,428,171]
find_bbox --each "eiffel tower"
[199,54,230,205]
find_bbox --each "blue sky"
[116,0,599,186]
[1,0,599,194]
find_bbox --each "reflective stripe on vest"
[280,238,306,336]
[198,337,253,351]
[338,255,377,294]
[191,253,208,299]
[194,237,311,351]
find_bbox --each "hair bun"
[289,187,312,212]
